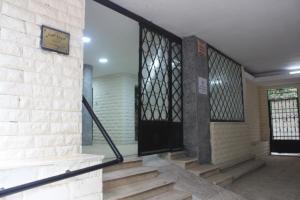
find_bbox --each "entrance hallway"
[228,156,300,200]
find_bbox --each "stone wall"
[0,0,103,199]
[0,0,84,161]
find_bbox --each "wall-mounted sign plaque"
[197,39,206,56]
[41,25,70,55]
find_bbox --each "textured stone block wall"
[0,0,85,161]
[1,155,103,200]
[93,74,137,144]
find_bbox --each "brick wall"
[0,0,84,161]
[93,74,137,144]
[210,74,270,165]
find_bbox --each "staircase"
[164,151,265,187]
[103,158,192,200]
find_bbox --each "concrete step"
[103,167,159,191]
[187,164,220,178]
[217,154,255,171]
[146,190,192,200]
[103,158,143,173]
[104,178,175,200]
[171,157,198,169]
[224,159,265,180]
[206,173,233,187]
[161,151,186,160]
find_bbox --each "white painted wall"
[93,74,137,145]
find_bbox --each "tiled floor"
[227,156,300,200]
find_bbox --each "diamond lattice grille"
[140,27,183,122]
[208,46,244,121]
[171,42,182,122]
[141,27,170,120]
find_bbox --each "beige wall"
[210,75,270,165]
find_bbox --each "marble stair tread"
[146,190,192,200]
[104,178,174,200]
[171,157,198,169]
[103,166,158,182]
[224,159,265,179]
[187,164,220,176]
[103,158,143,172]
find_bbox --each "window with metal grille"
[207,46,244,121]
[140,26,182,122]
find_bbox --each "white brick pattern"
[92,74,137,145]
[0,0,85,161]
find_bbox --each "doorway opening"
[268,88,300,154]
[82,0,183,159]
[82,0,139,159]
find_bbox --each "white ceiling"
[84,0,139,77]
[110,0,300,75]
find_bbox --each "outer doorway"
[268,88,300,153]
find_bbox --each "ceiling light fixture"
[289,70,300,75]
[82,36,91,43]
[287,65,300,70]
[98,58,108,64]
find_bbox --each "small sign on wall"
[198,77,208,95]
[40,25,70,55]
[197,39,206,56]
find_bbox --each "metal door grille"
[138,25,183,156]
[171,42,183,122]
[140,27,170,121]
[270,99,300,140]
[207,46,244,121]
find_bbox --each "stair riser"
[215,177,233,187]
[232,163,265,180]
[121,183,174,200]
[201,169,220,178]
[185,161,199,169]
[104,171,159,191]
[169,152,186,160]
[104,161,143,173]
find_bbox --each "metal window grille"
[207,46,244,121]
[140,26,183,122]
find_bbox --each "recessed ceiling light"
[82,36,91,43]
[289,70,300,75]
[287,65,300,70]
[98,58,108,64]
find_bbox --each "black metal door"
[269,98,300,153]
[138,24,183,156]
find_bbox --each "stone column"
[183,36,211,163]
[82,64,93,145]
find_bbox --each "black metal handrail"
[0,96,123,198]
